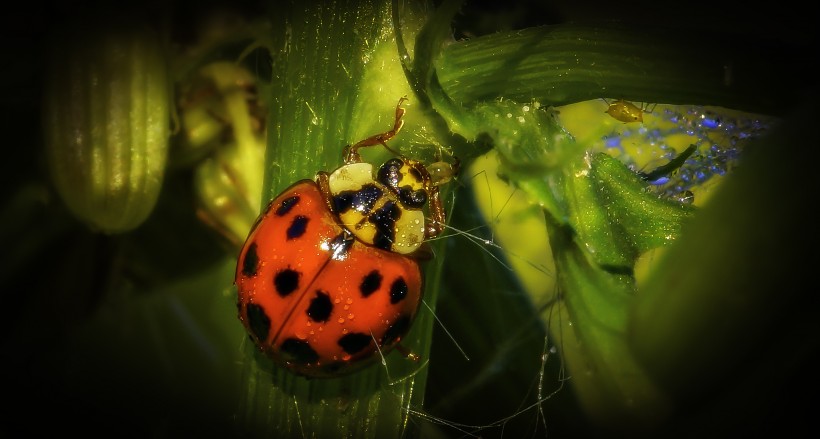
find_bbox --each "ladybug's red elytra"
[234,97,457,378]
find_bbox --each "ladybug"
[234,97,457,378]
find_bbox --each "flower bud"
[44,24,170,233]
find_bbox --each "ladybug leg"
[425,185,445,239]
[315,171,336,213]
[343,96,408,163]
[423,156,459,239]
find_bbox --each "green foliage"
[4,0,817,438]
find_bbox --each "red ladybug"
[235,98,457,377]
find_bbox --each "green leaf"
[544,213,672,430]
[469,97,695,431]
[628,90,819,426]
[589,152,696,260]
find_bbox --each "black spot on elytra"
[333,184,383,215]
[276,195,300,216]
[338,332,371,355]
[274,268,300,297]
[241,242,259,277]
[307,290,333,322]
[370,201,400,250]
[280,338,319,364]
[380,314,411,347]
[287,215,309,240]
[359,270,382,297]
[246,303,271,342]
[389,277,408,304]
[323,362,346,375]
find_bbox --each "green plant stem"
[435,23,810,117]
[236,1,441,438]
